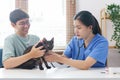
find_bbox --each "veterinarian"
[2,9,45,69]
[45,11,108,70]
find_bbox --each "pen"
[113,72,120,75]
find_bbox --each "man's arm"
[3,45,45,69]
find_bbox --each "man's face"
[12,18,30,37]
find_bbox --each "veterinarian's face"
[12,18,30,37]
[74,20,92,39]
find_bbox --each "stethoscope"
[76,38,85,59]
[67,38,84,68]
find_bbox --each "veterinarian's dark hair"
[74,11,101,35]
[9,9,29,24]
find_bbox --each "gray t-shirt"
[2,34,40,62]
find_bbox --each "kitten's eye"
[47,45,49,47]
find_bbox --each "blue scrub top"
[64,34,108,67]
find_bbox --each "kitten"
[16,38,54,70]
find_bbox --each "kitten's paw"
[39,66,44,70]
[40,67,44,70]
[47,66,51,69]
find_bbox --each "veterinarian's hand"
[45,51,61,62]
[29,42,45,58]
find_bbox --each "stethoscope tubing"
[76,39,84,59]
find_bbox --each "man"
[2,9,45,69]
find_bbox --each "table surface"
[0,66,120,80]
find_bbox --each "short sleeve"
[64,38,74,58]
[89,41,108,64]
[2,38,15,62]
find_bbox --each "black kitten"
[16,38,54,70]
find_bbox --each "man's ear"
[11,22,16,28]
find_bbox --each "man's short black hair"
[9,9,29,24]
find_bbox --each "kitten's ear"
[51,37,54,41]
[43,38,47,42]
[51,37,54,43]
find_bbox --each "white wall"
[76,0,120,46]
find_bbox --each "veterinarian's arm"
[57,56,96,70]
[45,52,96,70]
[3,46,45,69]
